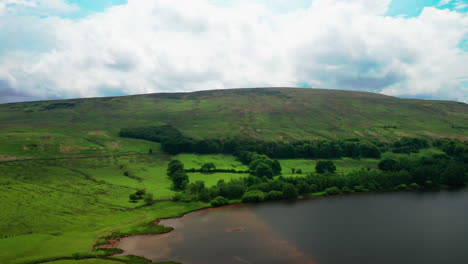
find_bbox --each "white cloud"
[0,0,467,103]
[438,0,452,6]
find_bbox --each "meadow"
[0,150,406,264]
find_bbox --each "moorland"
[0,88,467,264]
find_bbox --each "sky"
[0,0,467,103]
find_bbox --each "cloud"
[0,0,467,103]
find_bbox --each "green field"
[0,88,466,264]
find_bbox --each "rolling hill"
[0,88,466,160]
[0,87,467,264]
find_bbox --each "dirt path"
[89,215,149,251]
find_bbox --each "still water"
[117,189,468,264]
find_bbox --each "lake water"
[117,189,468,264]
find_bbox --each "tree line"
[118,125,443,159]
[167,152,467,206]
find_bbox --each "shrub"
[354,185,369,192]
[325,186,341,195]
[409,183,420,189]
[282,183,299,198]
[266,190,284,200]
[211,196,229,207]
[316,160,336,174]
[198,188,212,203]
[309,184,318,193]
[396,184,408,190]
[424,180,434,188]
[241,190,266,203]
[172,193,196,202]
[342,186,353,193]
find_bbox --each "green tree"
[198,188,212,202]
[378,159,399,171]
[442,163,466,186]
[254,163,274,178]
[201,163,216,172]
[186,181,205,194]
[315,160,336,174]
[143,193,154,205]
[282,183,298,198]
[167,160,184,178]
[129,193,139,203]
[171,170,189,190]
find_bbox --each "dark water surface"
[117,189,468,264]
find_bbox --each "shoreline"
[100,186,460,258]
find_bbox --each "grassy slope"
[0,88,466,161]
[0,88,466,263]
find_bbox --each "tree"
[201,163,216,173]
[254,163,274,178]
[442,163,466,186]
[282,183,298,198]
[186,181,205,194]
[315,160,336,174]
[223,182,245,199]
[129,193,139,203]
[198,188,212,202]
[171,170,189,190]
[167,160,184,178]
[143,193,154,205]
[378,159,399,171]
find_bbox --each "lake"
[116,189,468,264]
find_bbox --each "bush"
[324,186,341,195]
[173,193,196,202]
[309,184,318,193]
[198,188,212,202]
[266,190,284,200]
[282,183,299,198]
[354,185,369,192]
[316,160,336,174]
[409,183,420,189]
[241,190,266,203]
[396,184,408,190]
[424,180,434,188]
[342,186,353,193]
[210,196,229,207]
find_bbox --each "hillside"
[0,88,466,264]
[0,88,466,160]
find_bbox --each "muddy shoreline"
[100,188,455,261]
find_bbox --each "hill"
[0,88,466,264]
[0,88,466,160]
